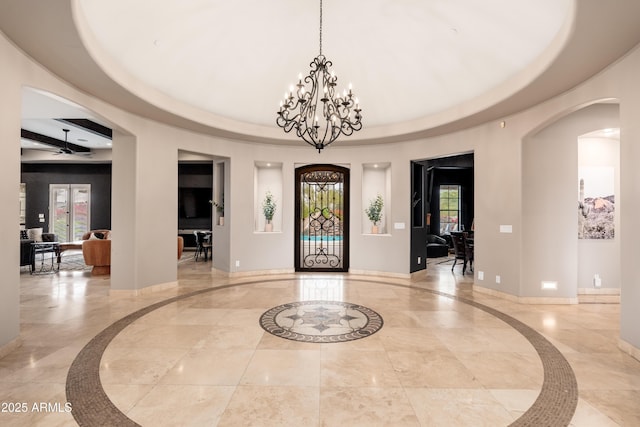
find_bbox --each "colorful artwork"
[578,167,614,239]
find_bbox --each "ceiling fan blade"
[42,148,58,153]
[22,147,61,154]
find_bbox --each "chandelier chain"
[276,0,362,152]
[319,0,323,56]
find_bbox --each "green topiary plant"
[365,194,384,225]
[262,191,277,222]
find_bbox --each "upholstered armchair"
[177,236,184,260]
[82,230,111,275]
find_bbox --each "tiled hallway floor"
[1,257,639,426]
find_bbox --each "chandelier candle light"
[276,0,362,152]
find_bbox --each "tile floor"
[0,256,639,426]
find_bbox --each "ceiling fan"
[53,128,92,157]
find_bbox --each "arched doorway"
[521,102,620,300]
[295,164,350,272]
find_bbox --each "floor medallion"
[260,301,384,343]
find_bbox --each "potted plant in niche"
[210,198,224,226]
[262,191,277,232]
[365,194,384,234]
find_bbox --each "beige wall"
[1,29,639,354]
[0,29,23,351]
[617,47,640,352]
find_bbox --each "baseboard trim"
[518,296,579,305]
[228,269,295,278]
[473,285,519,302]
[473,285,578,304]
[225,269,411,280]
[619,338,640,363]
[577,288,620,304]
[109,281,178,296]
[0,336,22,359]
[349,269,411,280]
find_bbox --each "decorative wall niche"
[254,162,283,232]
[362,163,390,234]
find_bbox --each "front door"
[295,164,349,272]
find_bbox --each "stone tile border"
[436,288,578,426]
[66,279,577,426]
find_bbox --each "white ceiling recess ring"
[71,0,574,144]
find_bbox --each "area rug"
[58,252,92,272]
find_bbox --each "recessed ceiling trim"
[20,129,91,152]
[72,0,575,145]
[56,118,112,139]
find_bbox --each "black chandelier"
[276,0,362,152]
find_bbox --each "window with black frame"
[439,185,461,234]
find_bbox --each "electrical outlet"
[417,256,421,264]
[594,274,602,288]
[495,275,501,284]
[478,271,484,280]
[235,260,240,267]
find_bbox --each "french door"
[49,184,91,242]
[295,164,349,272]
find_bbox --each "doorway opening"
[295,164,350,272]
[410,153,474,273]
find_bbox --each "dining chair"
[450,231,472,274]
[194,231,212,261]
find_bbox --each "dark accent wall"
[425,153,474,235]
[410,161,428,273]
[428,167,474,234]
[178,162,213,232]
[20,163,112,232]
[410,153,474,273]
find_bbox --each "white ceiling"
[2,0,640,147]
[77,0,571,128]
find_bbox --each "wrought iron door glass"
[296,166,349,271]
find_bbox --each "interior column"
[110,130,179,292]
